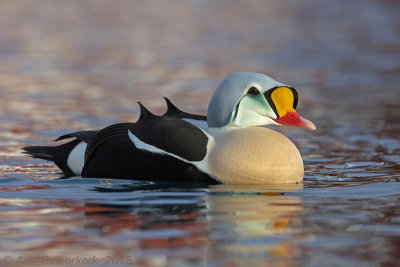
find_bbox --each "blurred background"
[0,0,400,266]
[1,0,399,147]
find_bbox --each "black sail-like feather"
[162,97,207,121]
[163,97,182,116]
[137,101,155,121]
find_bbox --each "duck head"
[207,72,316,130]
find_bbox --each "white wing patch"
[127,129,214,178]
[127,130,176,158]
[182,119,208,130]
[67,141,87,175]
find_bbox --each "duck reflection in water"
[77,181,304,263]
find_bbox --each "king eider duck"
[23,72,316,184]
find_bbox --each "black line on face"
[290,87,298,109]
[264,87,279,118]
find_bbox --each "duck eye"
[247,87,260,95]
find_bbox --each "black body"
[22,99,215,183]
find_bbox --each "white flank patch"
[182,119,208,130]
[67,141,87,175]
[127,130,214,178]
[128,130,173,157]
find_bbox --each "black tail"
[22,139,81,177]
[22,145,57,161]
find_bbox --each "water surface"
[1,0,400,266]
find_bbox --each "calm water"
[1,0,400,266]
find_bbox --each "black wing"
[84,123,132,163]
[131,115,208,161]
